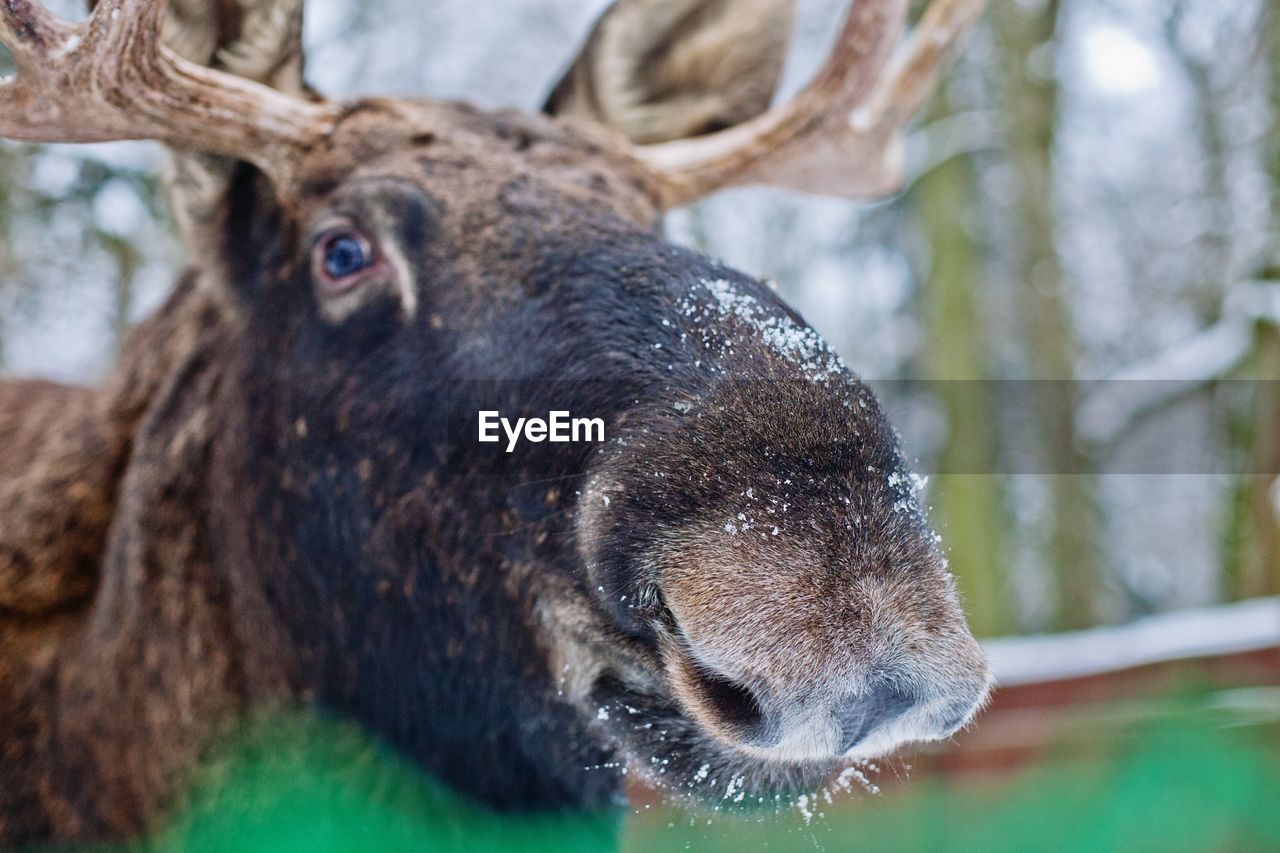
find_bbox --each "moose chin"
[0,0,990,843]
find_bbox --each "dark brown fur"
[0,6,988,844]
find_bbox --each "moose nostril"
[837,686,915,753]
[689,665,766,741]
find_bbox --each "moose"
[0,0,990,843]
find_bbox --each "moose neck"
[0,279,293,841]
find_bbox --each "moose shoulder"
[0,0,990,843]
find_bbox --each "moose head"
[0,0,990,841]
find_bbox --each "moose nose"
[835,685,916,754]
[683,663,771,744]
[674,651,988,760]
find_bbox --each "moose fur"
[0,1,990,844]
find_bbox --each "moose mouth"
[577,619,859,806]
[585,672,845,807]
[572,592,980,808]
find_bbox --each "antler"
[0,0,337,188]
[635,0,986,206]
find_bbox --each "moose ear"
[544,0,796,144]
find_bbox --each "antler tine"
[635,0,987,207]
[0,0,337,189]
[0,0,78,68]
[871,0,987,130]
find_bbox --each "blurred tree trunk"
[1174,18,1234,322]
[1234,0,1280,598]
[102,233,140,352]
[1236,322,1280,598]
[912,93,1012,636]
[992,0,1103,629]
[1268,0,1280,222]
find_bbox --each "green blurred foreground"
[115,692,1279,853]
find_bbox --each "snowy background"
[1,0,1277,636]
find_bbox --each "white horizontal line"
[982,597,1280,687]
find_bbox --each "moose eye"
[314,229,377,289]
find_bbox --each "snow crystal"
[795,793,813,824]
[834,764,882,796]
[677,278,851,384]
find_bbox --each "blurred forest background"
[1,0,1277,639]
